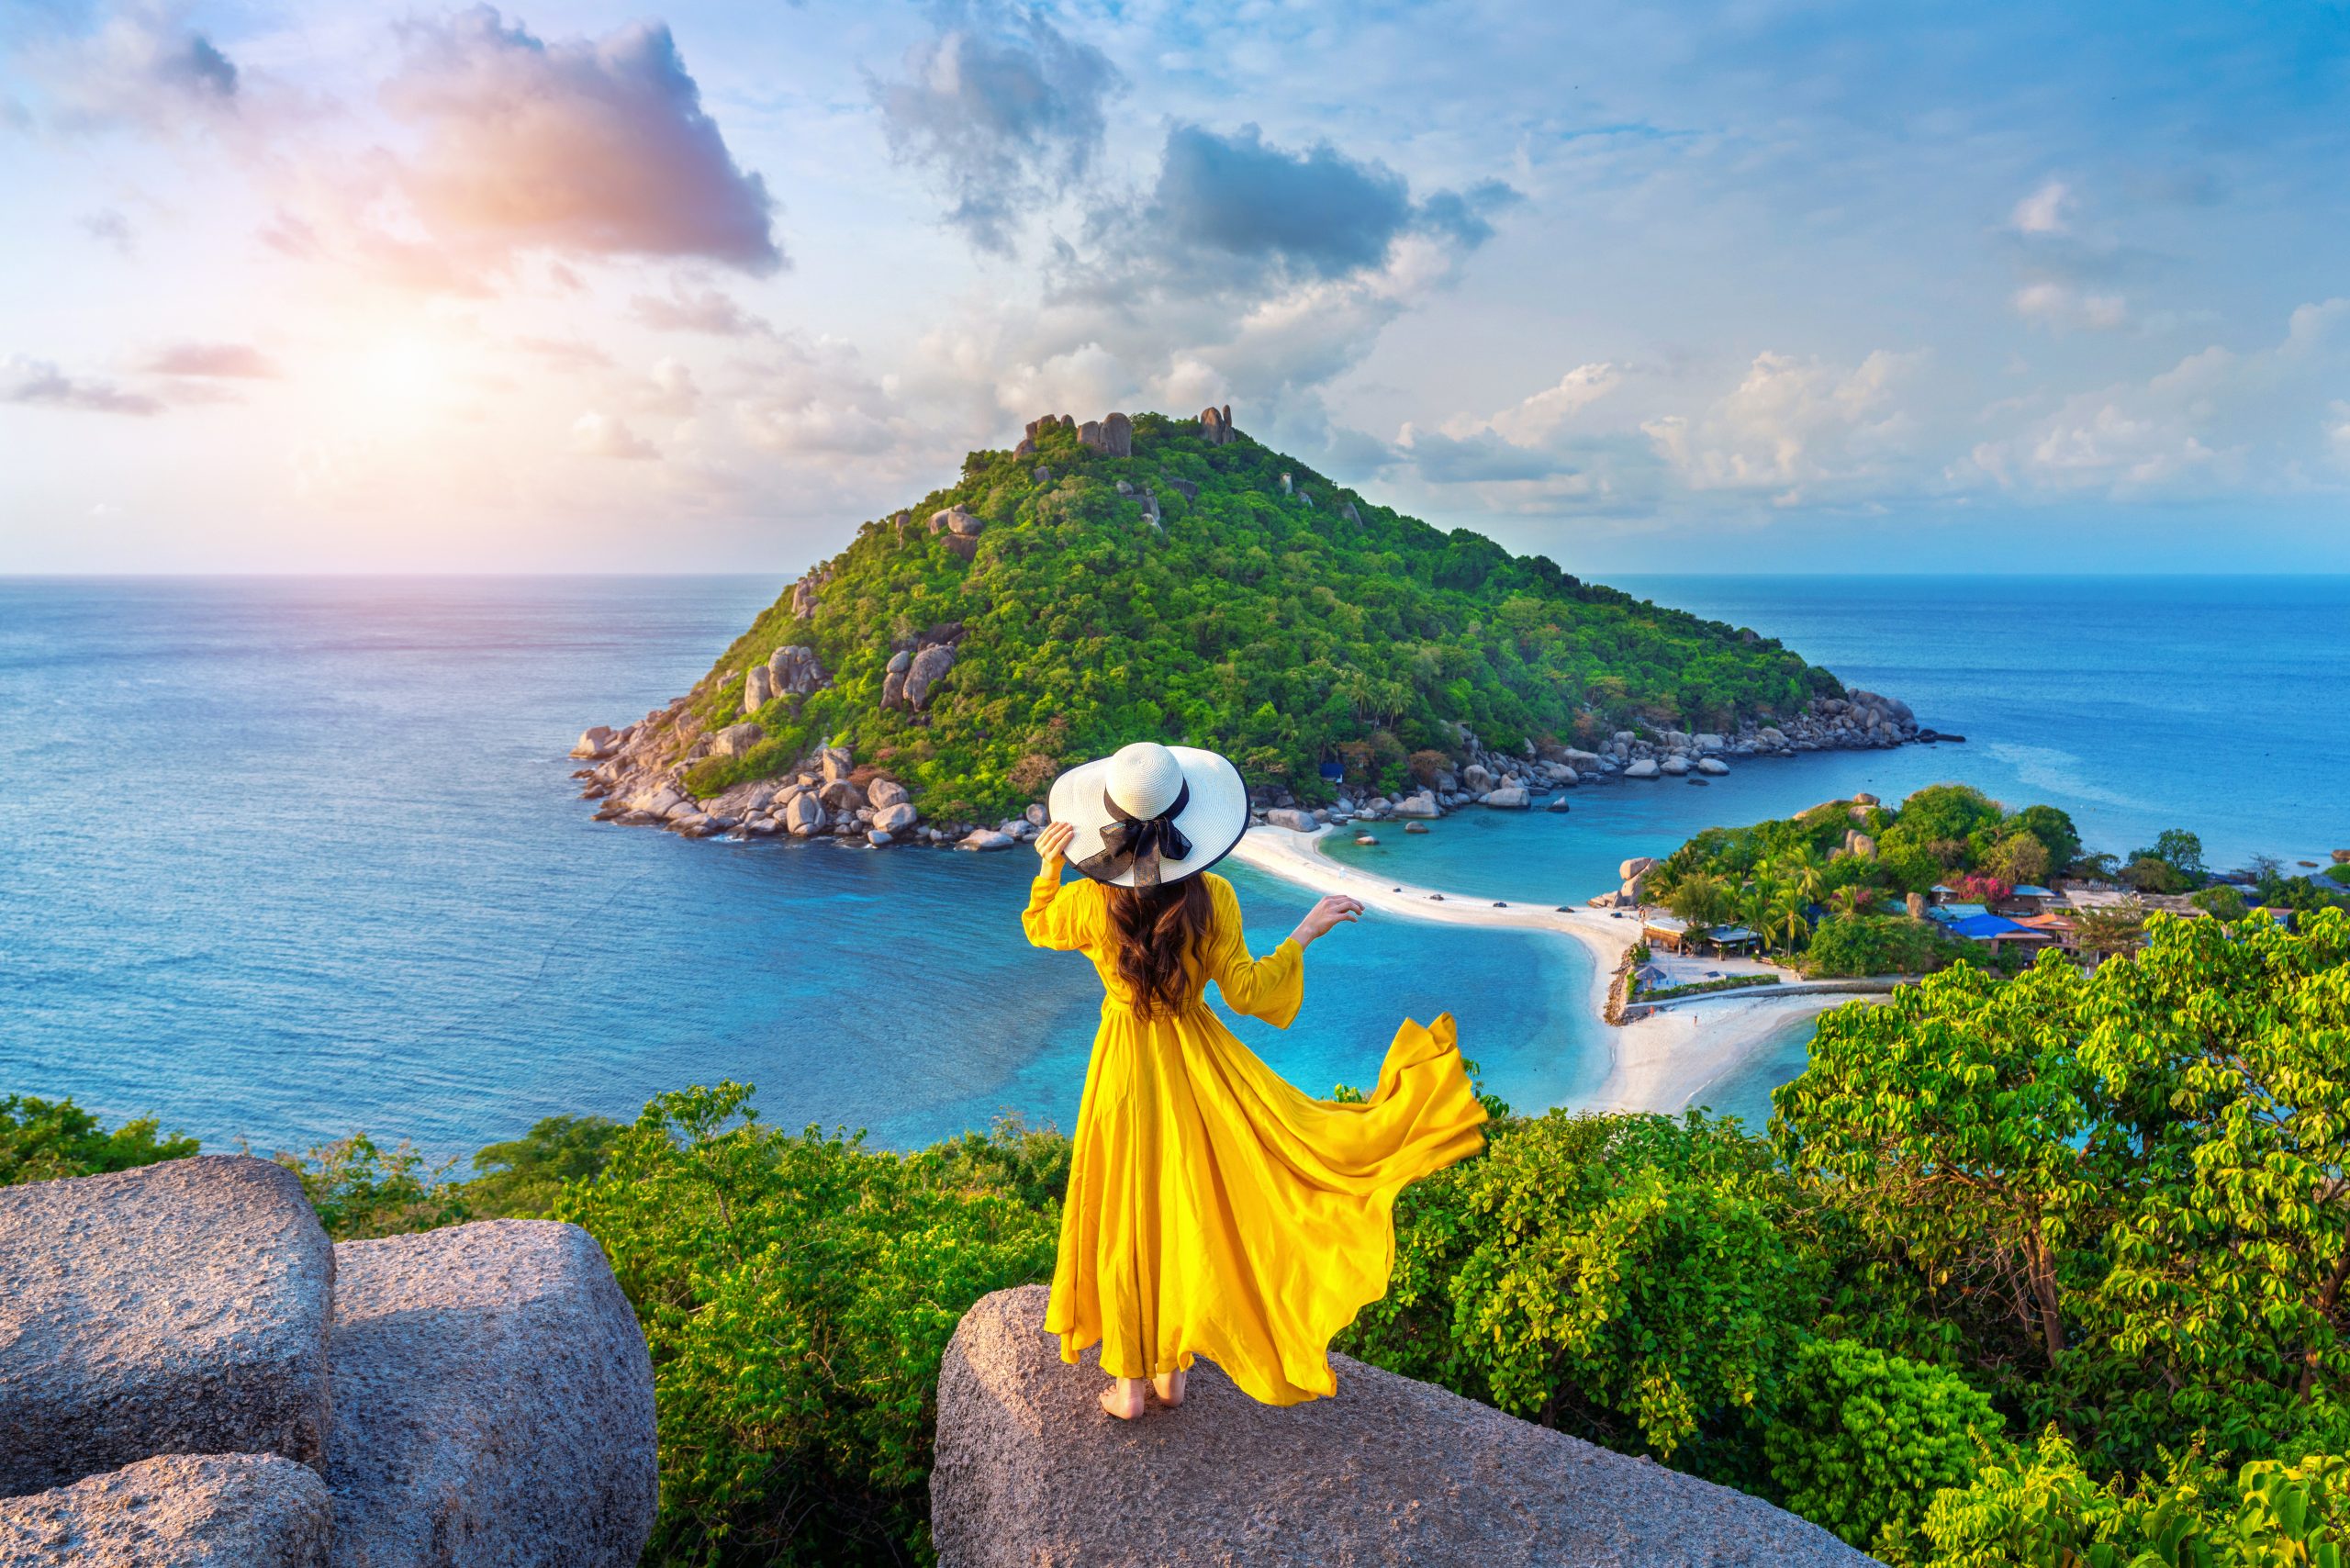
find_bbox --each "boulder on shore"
[0,1453,334,1568]
[1482,786,1530,809]
[930,1285,1872,1568]
[0,1156,334,1496]
[711,721,764,758]
[323,1220,657,1568]
[1697,756,1730,775]
[571,726,614,759]
[1265,808,1317,833]
[873,801,918,834]
[1392,791,1440,819]
[958,830,1016,851]
[1624,758,1661,779]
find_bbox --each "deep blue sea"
[2,576,2341,1157]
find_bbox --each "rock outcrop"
[323,1221,657,1568]
[904,644,956,709]
[1198,404,1237,445]
[932,1286,1874,1568]
[1102,411,1133,456]
[0,1162,657,1568]
[712,721,763,758]
[0,1454,334,1568]
[0,1156,334,1495]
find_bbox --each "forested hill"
[679,409,1845,819]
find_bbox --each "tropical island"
[571,408,1926,847]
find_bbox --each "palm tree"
[1778,848,1829,906]
[1667,872,1734,931]
[1829,884,1876,918]
[1767,890,1812,955]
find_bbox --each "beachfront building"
[1641,913,1762,956]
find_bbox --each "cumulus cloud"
[1641,350,1919,501]
[2010,179,2073,235]
[382,7,782,275]
[146,342,276,377]
[571,410,658,459]
[1957,302,2350,495]
[1393,423,1573,483]
[28,6,241,134]
[1474,363,1623,444]
[629,281,775,337]
[2013,281,2128,331]
[874,6,1123,254]
[1131,124,1513,283]
[644,357,699,414]
[979,124,1519,421]
[725,332,909,458]
[2,354,163,415]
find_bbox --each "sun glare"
[361,339,446,406]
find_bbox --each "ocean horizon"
[4,572,2343,1159]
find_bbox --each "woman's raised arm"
[1203,879,1350,1028]
[1021,821,1093,951]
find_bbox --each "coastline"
[1228,824,1882,1119]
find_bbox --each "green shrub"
[0,1093,196,1184]
[1762,1337,2006,1563]
[274,1132,470,1239]
[1920,1428,2350,1568]
[1340,1109,1813,1470]
[553,1083,1061,1566]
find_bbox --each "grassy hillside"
[685,410,1843,818]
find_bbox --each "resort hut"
[1632,961,1671,993]
[1997,884,2056,915]
[1641,913,1694,953]
[1707,924,1764,955]
[1948,911,2056,958]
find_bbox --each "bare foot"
[1152,1368,1187,1407]
[1099,1378,1146,1420]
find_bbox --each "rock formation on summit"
[930,1286,1875,1568]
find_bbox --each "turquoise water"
[2,575,2339,1158]
[0,577,1595,1158]
[1328,575,2348,905]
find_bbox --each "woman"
[1023,741,1487,1419]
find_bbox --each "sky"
[2,0,2346,576]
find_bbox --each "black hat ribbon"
[1075,780,1192,887]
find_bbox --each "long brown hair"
[1103,877,1214,1019]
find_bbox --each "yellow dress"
[1022,861,1487,1406]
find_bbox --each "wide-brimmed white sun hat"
[1047,742,1249,888]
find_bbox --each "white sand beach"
[1228,823,1883,1118]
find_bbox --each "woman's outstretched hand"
[1289,894,1362,950]
[1035,820,1076,867]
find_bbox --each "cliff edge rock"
[931,1285,1878,1568]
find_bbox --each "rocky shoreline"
[570,682,1935,855]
